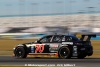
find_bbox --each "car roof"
[46,34,76,37]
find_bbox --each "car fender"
[14,44,28,54]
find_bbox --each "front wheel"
[15,46,27,58]
[58,47,71,59]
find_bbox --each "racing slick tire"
[58,47,71,59]
[15,46,27,58]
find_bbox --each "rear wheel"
[58,47,71,59]
[15,47,27,58]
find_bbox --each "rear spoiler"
[80,34,96,41]
[74,33,96,41]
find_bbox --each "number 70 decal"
[35,44,44,53]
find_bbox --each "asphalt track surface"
[0,56,100,67]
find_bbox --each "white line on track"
[0,65,86,67]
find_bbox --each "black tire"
[58,47,71,59]
[15,46,27,58]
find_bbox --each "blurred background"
[0,0,99,57]
[0,0,100,40]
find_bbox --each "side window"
[39,36,52,43]
[65,36,72,41]
[52,35,62,42]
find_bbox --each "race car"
[13,34,96,59]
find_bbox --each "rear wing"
[80,34,96,41]
[75,33,96,41]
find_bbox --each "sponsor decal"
[73,46,77,56]
[62,45,68,46]
[35,44,44,53]
[31,46,34,53]
[26,44,45,53]
[62,42,73,45]
[49,44,58,52]
[50,44,58,48]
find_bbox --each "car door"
[35,35,52,53]
[49,35,62,53]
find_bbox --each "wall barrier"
[0,33,99,40]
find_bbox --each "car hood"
[23,42,34,44]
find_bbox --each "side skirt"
[27,53,58,57]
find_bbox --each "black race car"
[13,34,96,59]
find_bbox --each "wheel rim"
[60,48,69,58]
[16,48,23,57]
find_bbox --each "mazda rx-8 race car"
[13,34,96,59]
